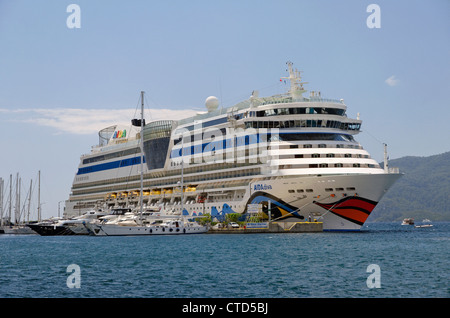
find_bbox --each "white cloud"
[0,107,198,135]
[385,75,399,87]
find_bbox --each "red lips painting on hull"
[314,196,378,225]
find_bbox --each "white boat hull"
[85,222,208,236]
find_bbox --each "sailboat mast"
[139,91,144,220]
[0,177,3,227]
[9,174,12,225]
[181,137,184,216]
[15,173,19,225]
[18,175,21,225]
[27,180,32,223]
[38,170,41,222]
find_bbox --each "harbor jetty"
[208,221,323,234]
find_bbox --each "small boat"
[401,218,414,225]
[414,224,433,228]
[414,219,433,228]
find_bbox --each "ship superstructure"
[65,62,401,230]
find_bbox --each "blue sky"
[1,0,449,220]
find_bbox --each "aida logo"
[254,184,272,191]
[113,130,127,139]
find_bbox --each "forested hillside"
[368,151,450,222]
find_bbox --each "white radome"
[205,96,219,112]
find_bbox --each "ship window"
[325,188,333,192]
[336,188,344,191]
[304,144,312,148]
[312,154,320,158]
[288,190,295,193]
[335,163,343,167]
[318,144,326,148]
[326,154,335,158]
[319,163,328,168]
[295,154,303,158]
[306,189,313,192]
[346,187,356,191]
[296,189,304,193]
[353,163,360,167]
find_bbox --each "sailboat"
[2,173,36,234]
[84,91,208,236]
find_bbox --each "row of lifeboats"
[106,186,198,200]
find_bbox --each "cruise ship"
[65,62,401,231]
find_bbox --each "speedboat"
[401,218,414,225]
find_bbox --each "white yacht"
[85,217,208,236]
[65,62,401,231]
[27,209,107,235]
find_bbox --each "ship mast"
[281,61,308,99]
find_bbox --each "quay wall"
[208,222,323,234]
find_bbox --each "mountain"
[368,151,450,222]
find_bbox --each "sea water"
[0,222,448,298]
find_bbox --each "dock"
[207,221,323,234]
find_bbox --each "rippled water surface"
[1,222,448,298]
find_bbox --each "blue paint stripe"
[170,132,349,159]
[171,134,263,158]
[76,156,145,175]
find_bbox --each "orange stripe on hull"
[315,197,378,225]
[332,208,370,224]
[338,198,376,213]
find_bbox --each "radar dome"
[205,96,219,112]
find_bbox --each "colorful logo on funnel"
[113,130,126,139]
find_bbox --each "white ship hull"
[245,173,401,231]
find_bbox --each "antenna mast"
[281,61,308,99]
